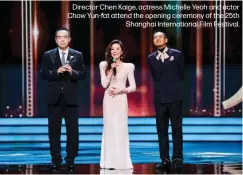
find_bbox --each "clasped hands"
[57,65,72,74]
[108,87,123,97]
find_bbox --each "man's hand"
[63,64,73,74]
[57,66,65,74]
[108,87,123,97]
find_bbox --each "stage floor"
[0,117,242,174]
[0,163,242,174]
[0,142,242,174]
[0,142,241,164]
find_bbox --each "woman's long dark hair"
[105,39,126,76]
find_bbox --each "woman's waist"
[104,89,127,96]
[105,85,126,91]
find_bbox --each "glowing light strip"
[148,4,154,116]
[26,0,33,117]
[196,6,202,108]
[21,0,25,115]
[214,0,221,117]
[33,1,38,116]
[140,1,147,116]
[218,0,222,116]
[90,0,95,116]
[214,0,218,116]
[61,1,70,30]
[223,0,226,101]
[30,0,33,116]
[219,0,222,116]
[25,0,29,116]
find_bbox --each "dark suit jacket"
[40,48,86,105]
[148,48,184,104]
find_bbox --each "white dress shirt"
[58,47,69,64]
[156,47,169,63]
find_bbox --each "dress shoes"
[67,165,75,173]
[51,164,60,173]
[172,158,183,174]
[156,162,171,173]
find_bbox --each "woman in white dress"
[99,40,136,170]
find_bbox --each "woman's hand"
[111,63,117,69]
[108,87,123,97]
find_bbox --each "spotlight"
[33,27,39,37]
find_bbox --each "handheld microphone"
[65,60,70,65]
[62,60,70,76]
[112,58,116,76]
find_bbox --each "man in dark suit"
[147,31,184,172]
[40,27,85,172]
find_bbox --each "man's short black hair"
[55,27,70,37]
[153,30,167,38]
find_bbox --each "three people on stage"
[40,28,184,173]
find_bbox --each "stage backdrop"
[0,1,242,117]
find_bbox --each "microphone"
[112,58,116,76]
[62,60,70,76]
[65,60,70,65]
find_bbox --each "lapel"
[166,47,171,57]
[67,48,75,64]
[52,48,75,66]
[151,51,160,65]
[52,48,62,67]
[149,51,160,72]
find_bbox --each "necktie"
[61,52,66,65]
[156,47,169,63]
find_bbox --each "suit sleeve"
[40,52,61,81]
[69,52,86,80]
[177,52,185,82]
